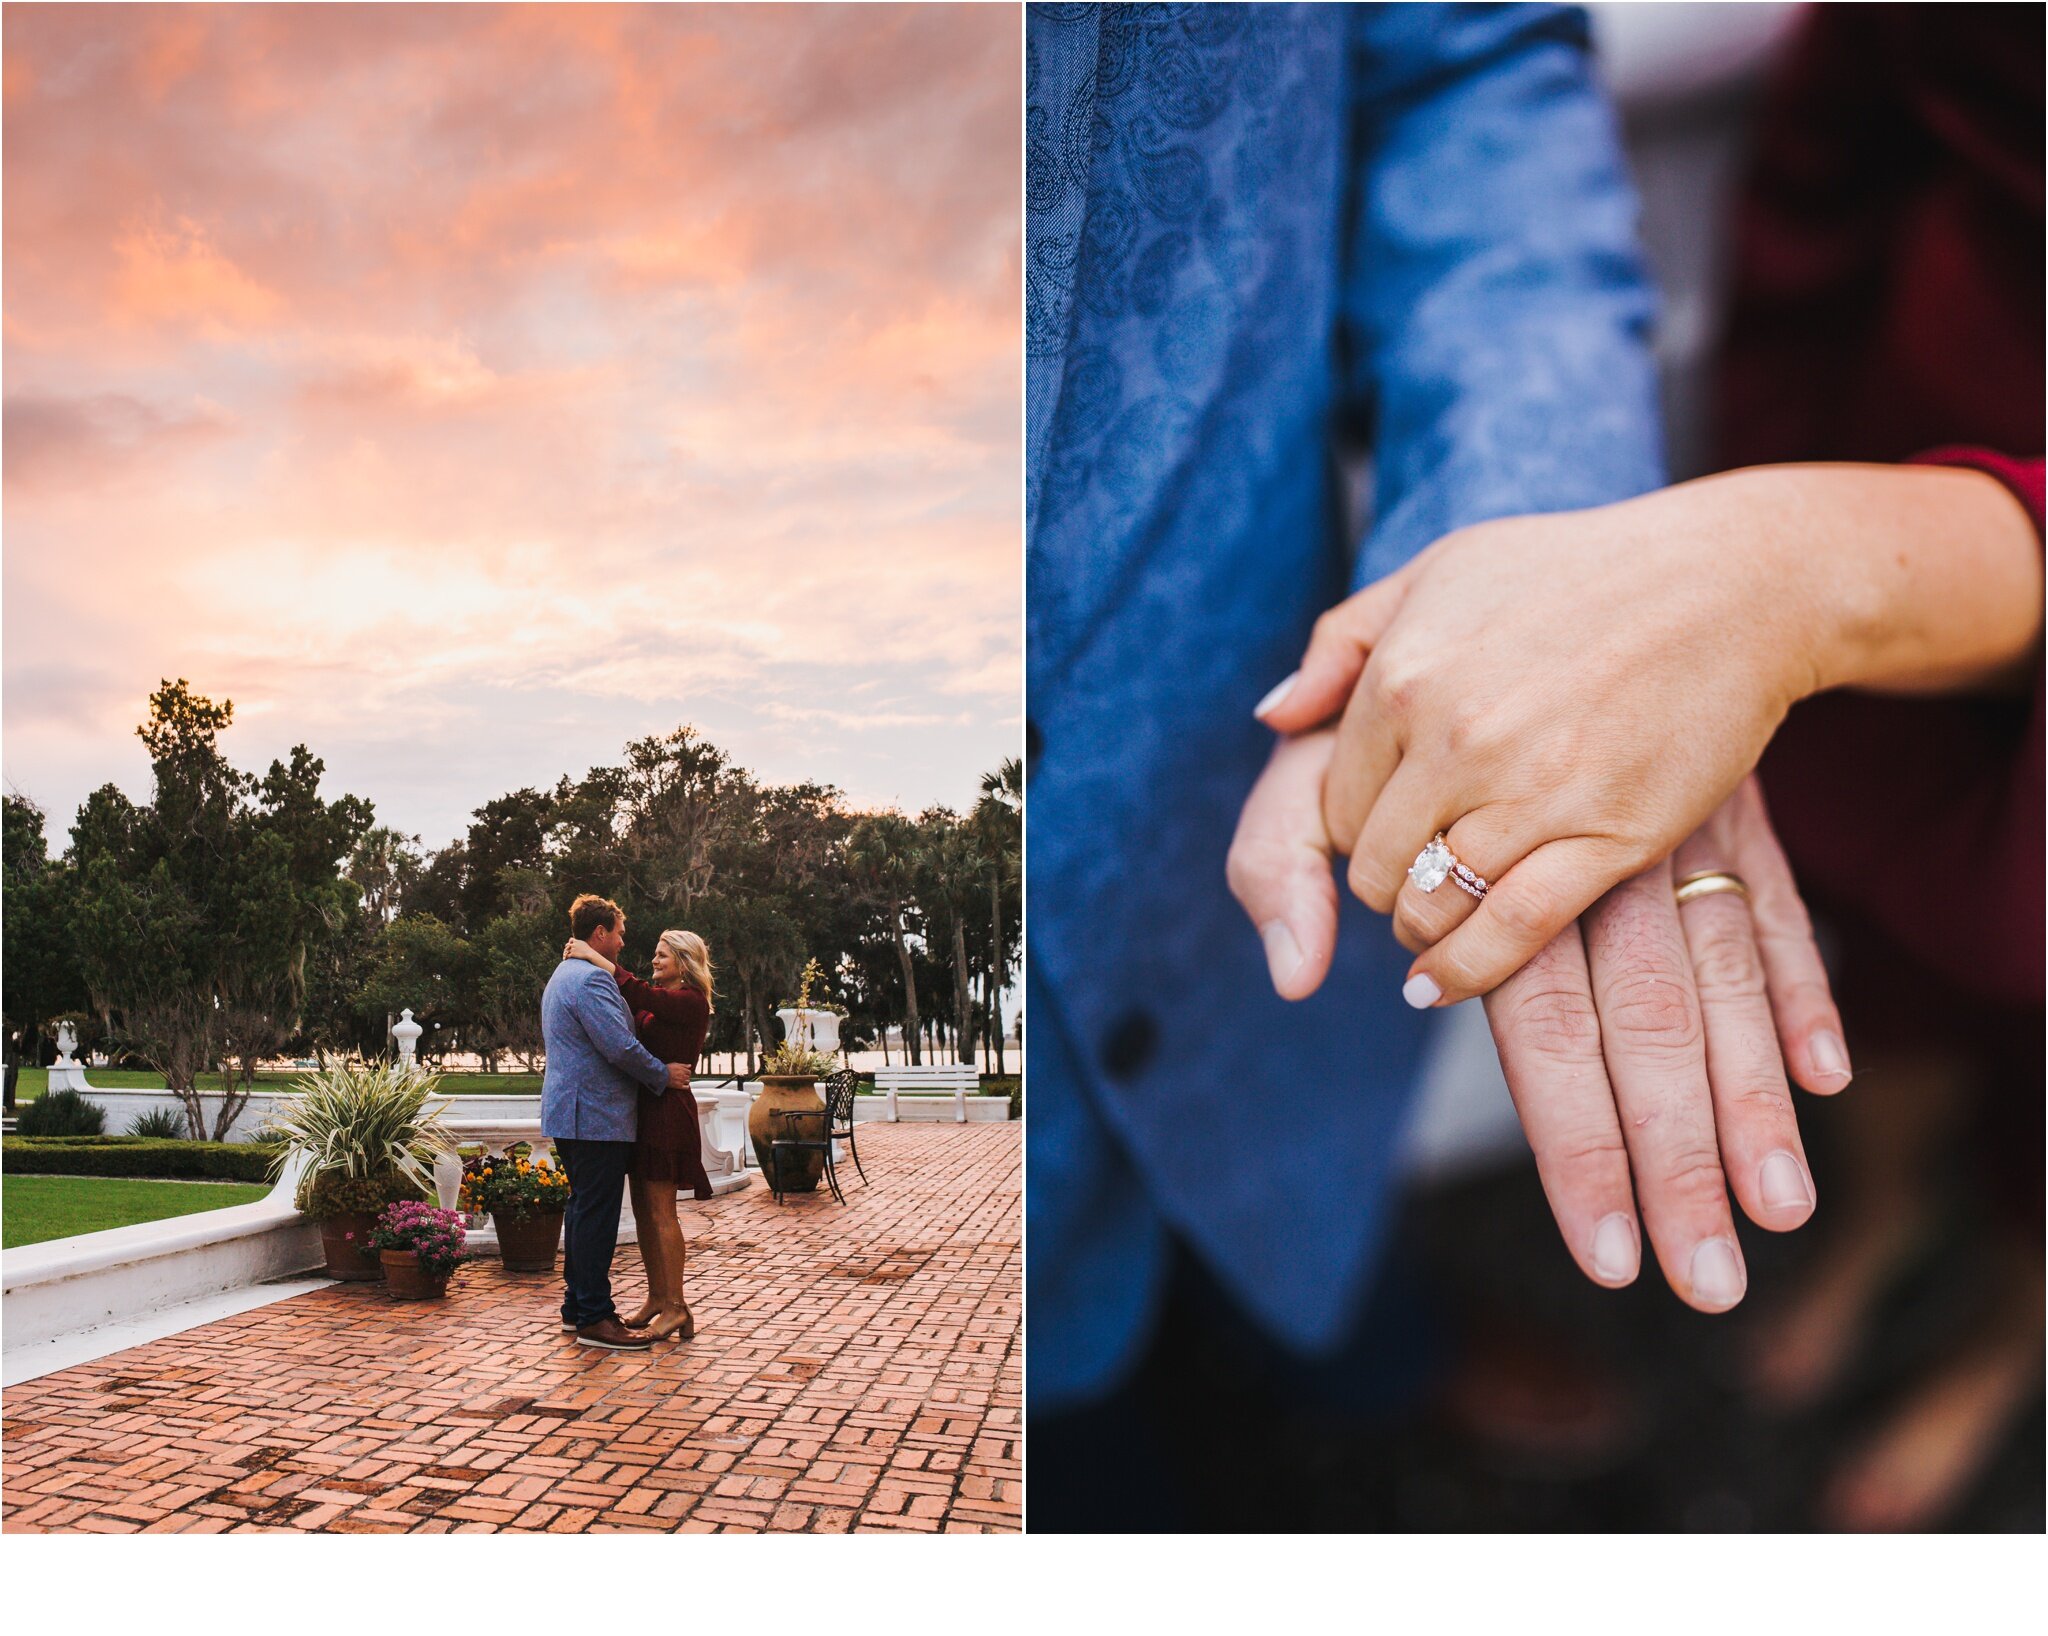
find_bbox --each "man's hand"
[1228,735,1850,1311]
[665,1063,693,1091]
[1483,778,1847,1309]
[1223,729,1347,1000]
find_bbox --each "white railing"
[439,1084,755,1198]
[2,1153,320,1367]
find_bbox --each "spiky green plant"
[127,1106,190,1140]
[266,1060,455,1216]
[761,1043,838,1078]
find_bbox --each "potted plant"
[469,1146,571,1272]
[298,1171,420,1279]
[267,1060,455,1281]
[750,962,839,1192]
[369,1201,466,1299]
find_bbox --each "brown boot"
[575,1318,654,1351]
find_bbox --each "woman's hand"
[562,937,614,973]
[1257,463,2042,1007]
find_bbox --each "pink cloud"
[3,3,1020,844]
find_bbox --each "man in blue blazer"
[541,893,691,1350]
[1027,2,1668,1514]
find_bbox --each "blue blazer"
[539,960,669,1143]
[1026,2,1666,1408]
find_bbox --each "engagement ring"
[1410,834,1488,900]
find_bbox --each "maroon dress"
[1716,4,2043,1036]
[615,967,714,1199]
[1714,5,2043,1212]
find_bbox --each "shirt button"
[1101,1010,1157,1080]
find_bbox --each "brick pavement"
[2,1122,1019,1533]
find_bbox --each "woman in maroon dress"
[1710,4,2043,1530]
[565,928,714,1341]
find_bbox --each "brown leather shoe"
[574,1318,654,1351]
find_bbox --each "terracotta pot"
[319,1211,383,1281]
[493,1208,564,1273]
[379,1248,450,1300]
[749,1075,827,1192]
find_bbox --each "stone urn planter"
[379,1249,450,1300]
[774,1006,843,1056]
[749,1075,827,1193]
[320,1212,384,1281]
[493,1209,564,1274]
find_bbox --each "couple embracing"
[540,893,717,1352]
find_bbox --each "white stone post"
[46,1020,91,1093]
[391,1008,423,1070]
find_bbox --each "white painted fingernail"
[1809,1031,1852,1083]
[1401,972,1441,1009]
[1253,672,1299,719]
[1759,1150,1814,1215]
[1689,1239,1746,1311]
[1260,921,1303,989]
[1591,1213,1638,1284]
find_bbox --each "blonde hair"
[659,929,715,1012]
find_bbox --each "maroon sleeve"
[1914,447,2046,530]
[613,966,712,1028]
[1758,450,2043,1013]
[1714,10,2045,471]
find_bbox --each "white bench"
[872,1063,980,1123]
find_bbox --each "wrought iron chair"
[765,1069,866,1205]
[822,1069,866,1187]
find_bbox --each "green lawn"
[12,1067,179,1097]
[2,1175,273,1248]
[10,1067,544,1100]
[11,1067,1020,1101]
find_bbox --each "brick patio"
[2,1122,1020,1533]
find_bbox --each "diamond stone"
[1410,837,1453,893]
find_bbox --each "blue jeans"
[555,1137,634,1328]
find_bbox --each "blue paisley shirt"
[1026,3,1665,1409]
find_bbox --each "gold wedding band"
[1674,870,1750,906]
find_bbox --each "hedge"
[2,1137,281,1182]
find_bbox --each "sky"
[2,2,1020,851]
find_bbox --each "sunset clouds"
[3,3,1020,845]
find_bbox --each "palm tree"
[347,825,420,928]
[846,813,924,1065]
[973,758,1022,1075]
[346,824,423,1054]
[918,809,983,1066]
